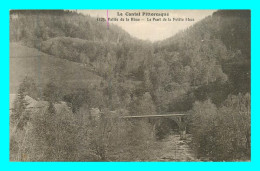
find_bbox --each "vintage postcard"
[9,10,251,161]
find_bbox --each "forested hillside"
[10,10,250,161]
[152,10,250,111]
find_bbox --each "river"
[153,134,199,161]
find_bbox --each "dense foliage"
[190,94,250,161]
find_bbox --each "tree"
[129,92,156,116]
[190,94,251,161]
[43,81,61,102]
[10,77,32,161]
[29,101,79,161]
[215,93,251,161]
[190,99,218,159]
[11,77,32,121]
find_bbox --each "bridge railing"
[120,113,188,119]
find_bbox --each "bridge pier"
[167,116,187,140]
[180,128,186,140]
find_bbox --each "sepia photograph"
[9,9,251,162]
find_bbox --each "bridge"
[119,113,190,139]
[120,113,188,118]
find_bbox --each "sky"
[78,10,216,42]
